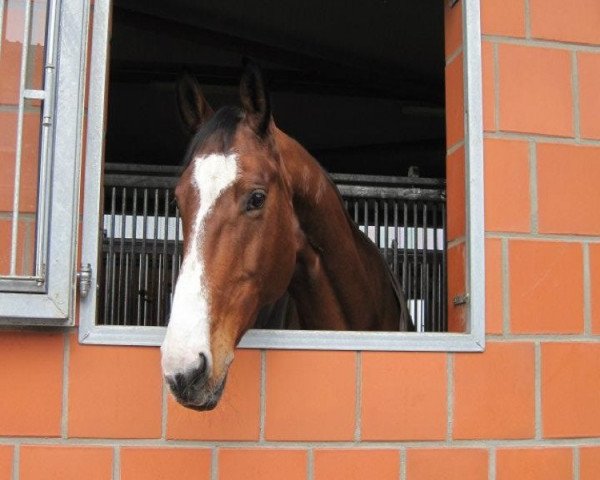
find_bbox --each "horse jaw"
[161,153,238,409]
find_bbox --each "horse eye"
[246,191,266,211]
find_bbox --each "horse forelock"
[182,106,243,169]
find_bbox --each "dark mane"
[182,105,243,168]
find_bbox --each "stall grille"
[100,163,447,332]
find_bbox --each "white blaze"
[161,153,238,377]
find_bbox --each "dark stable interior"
[105,0,446,178]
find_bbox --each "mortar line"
[489,447,496,480]
[3,437,600,448]
[400,448,407,480]
[571,51,581,141]
[354,351,362,442]
[161,381,168,440]
[534,341,542,440]
[446,46,463,66]
[447,139,465,156]
[502,238,510,335]
[0,212,36,221]
[12,444,19,480]
[529,141,538,234]
[493,42,500,132]
[23,221,32,275]
[113,445,120,480]
[486,334,600,343]
[211,447,218,480]
[61,332,71,438]
[573,446,580,480]
[583,243,591,336]
[486,232,600,243]
[307,448,314,480]
[524,0,531,39]
[484,131,600,146]
[481,35,600,52]
[448,236,467,248]
[446,353,454,441]
[259,350,266,443]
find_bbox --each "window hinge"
[77,264,92,298]
[453,293,469,306]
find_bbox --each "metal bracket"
[77,264,92,298]
[453,293,469,306]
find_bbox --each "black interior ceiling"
[106,0,446,178]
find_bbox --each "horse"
[161,61,413,411]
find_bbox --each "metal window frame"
[79,0,484,351]
[0,0,90,325]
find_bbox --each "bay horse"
[161,62,413,411]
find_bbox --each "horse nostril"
[198,352,208,376]
[165,373,186,398]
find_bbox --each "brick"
[68,335,163,438]
[0,332,63,436]
[581,447,600,480]
[446,146,465,242]
[542,343,600,438]
[509,240,583,334]
[445,54,464,148]
[531,0,600,45]
[167,349,260,441]
[0,446,13,480]
[219,449,306,480]
[406,449,488,480]
[20,446,112,480]
[0,33,21,104]
[496,448,572,480]
[454,342,534,439]
[121,448,211,480]
[447,242,466,333]
[579,52,600,140]
[0,111,42,214]
[482,41,496,132]
[0,219,32,276]
[591,244,600,335]
[445,0,462,59]
[484,139,530,232]
[314,450,399,480]
[265,351,355,441]
[486,238,503,334]
[481,0,525,37]
[498,45,572,136]
[538,144,600,235]
[361,352,446,440]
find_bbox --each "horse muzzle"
[164,353,227,411]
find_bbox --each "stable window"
[0,0,89,325]
[80,0,484,350]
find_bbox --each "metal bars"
[100,164,447,332]
[2,0,58,285]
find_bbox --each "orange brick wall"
[2,1,600,479]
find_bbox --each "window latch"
[77,264,92,298]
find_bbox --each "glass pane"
[0,1,48,278]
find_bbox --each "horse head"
[161,63,299,410]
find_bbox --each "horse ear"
[239,59,271,137]
[177,72,214,134]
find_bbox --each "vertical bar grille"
[100,165,447,331]
[1,0,59,286]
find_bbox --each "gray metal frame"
[79,0,484,351]
[0,0,90,324]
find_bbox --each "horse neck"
[274,128,403,331]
